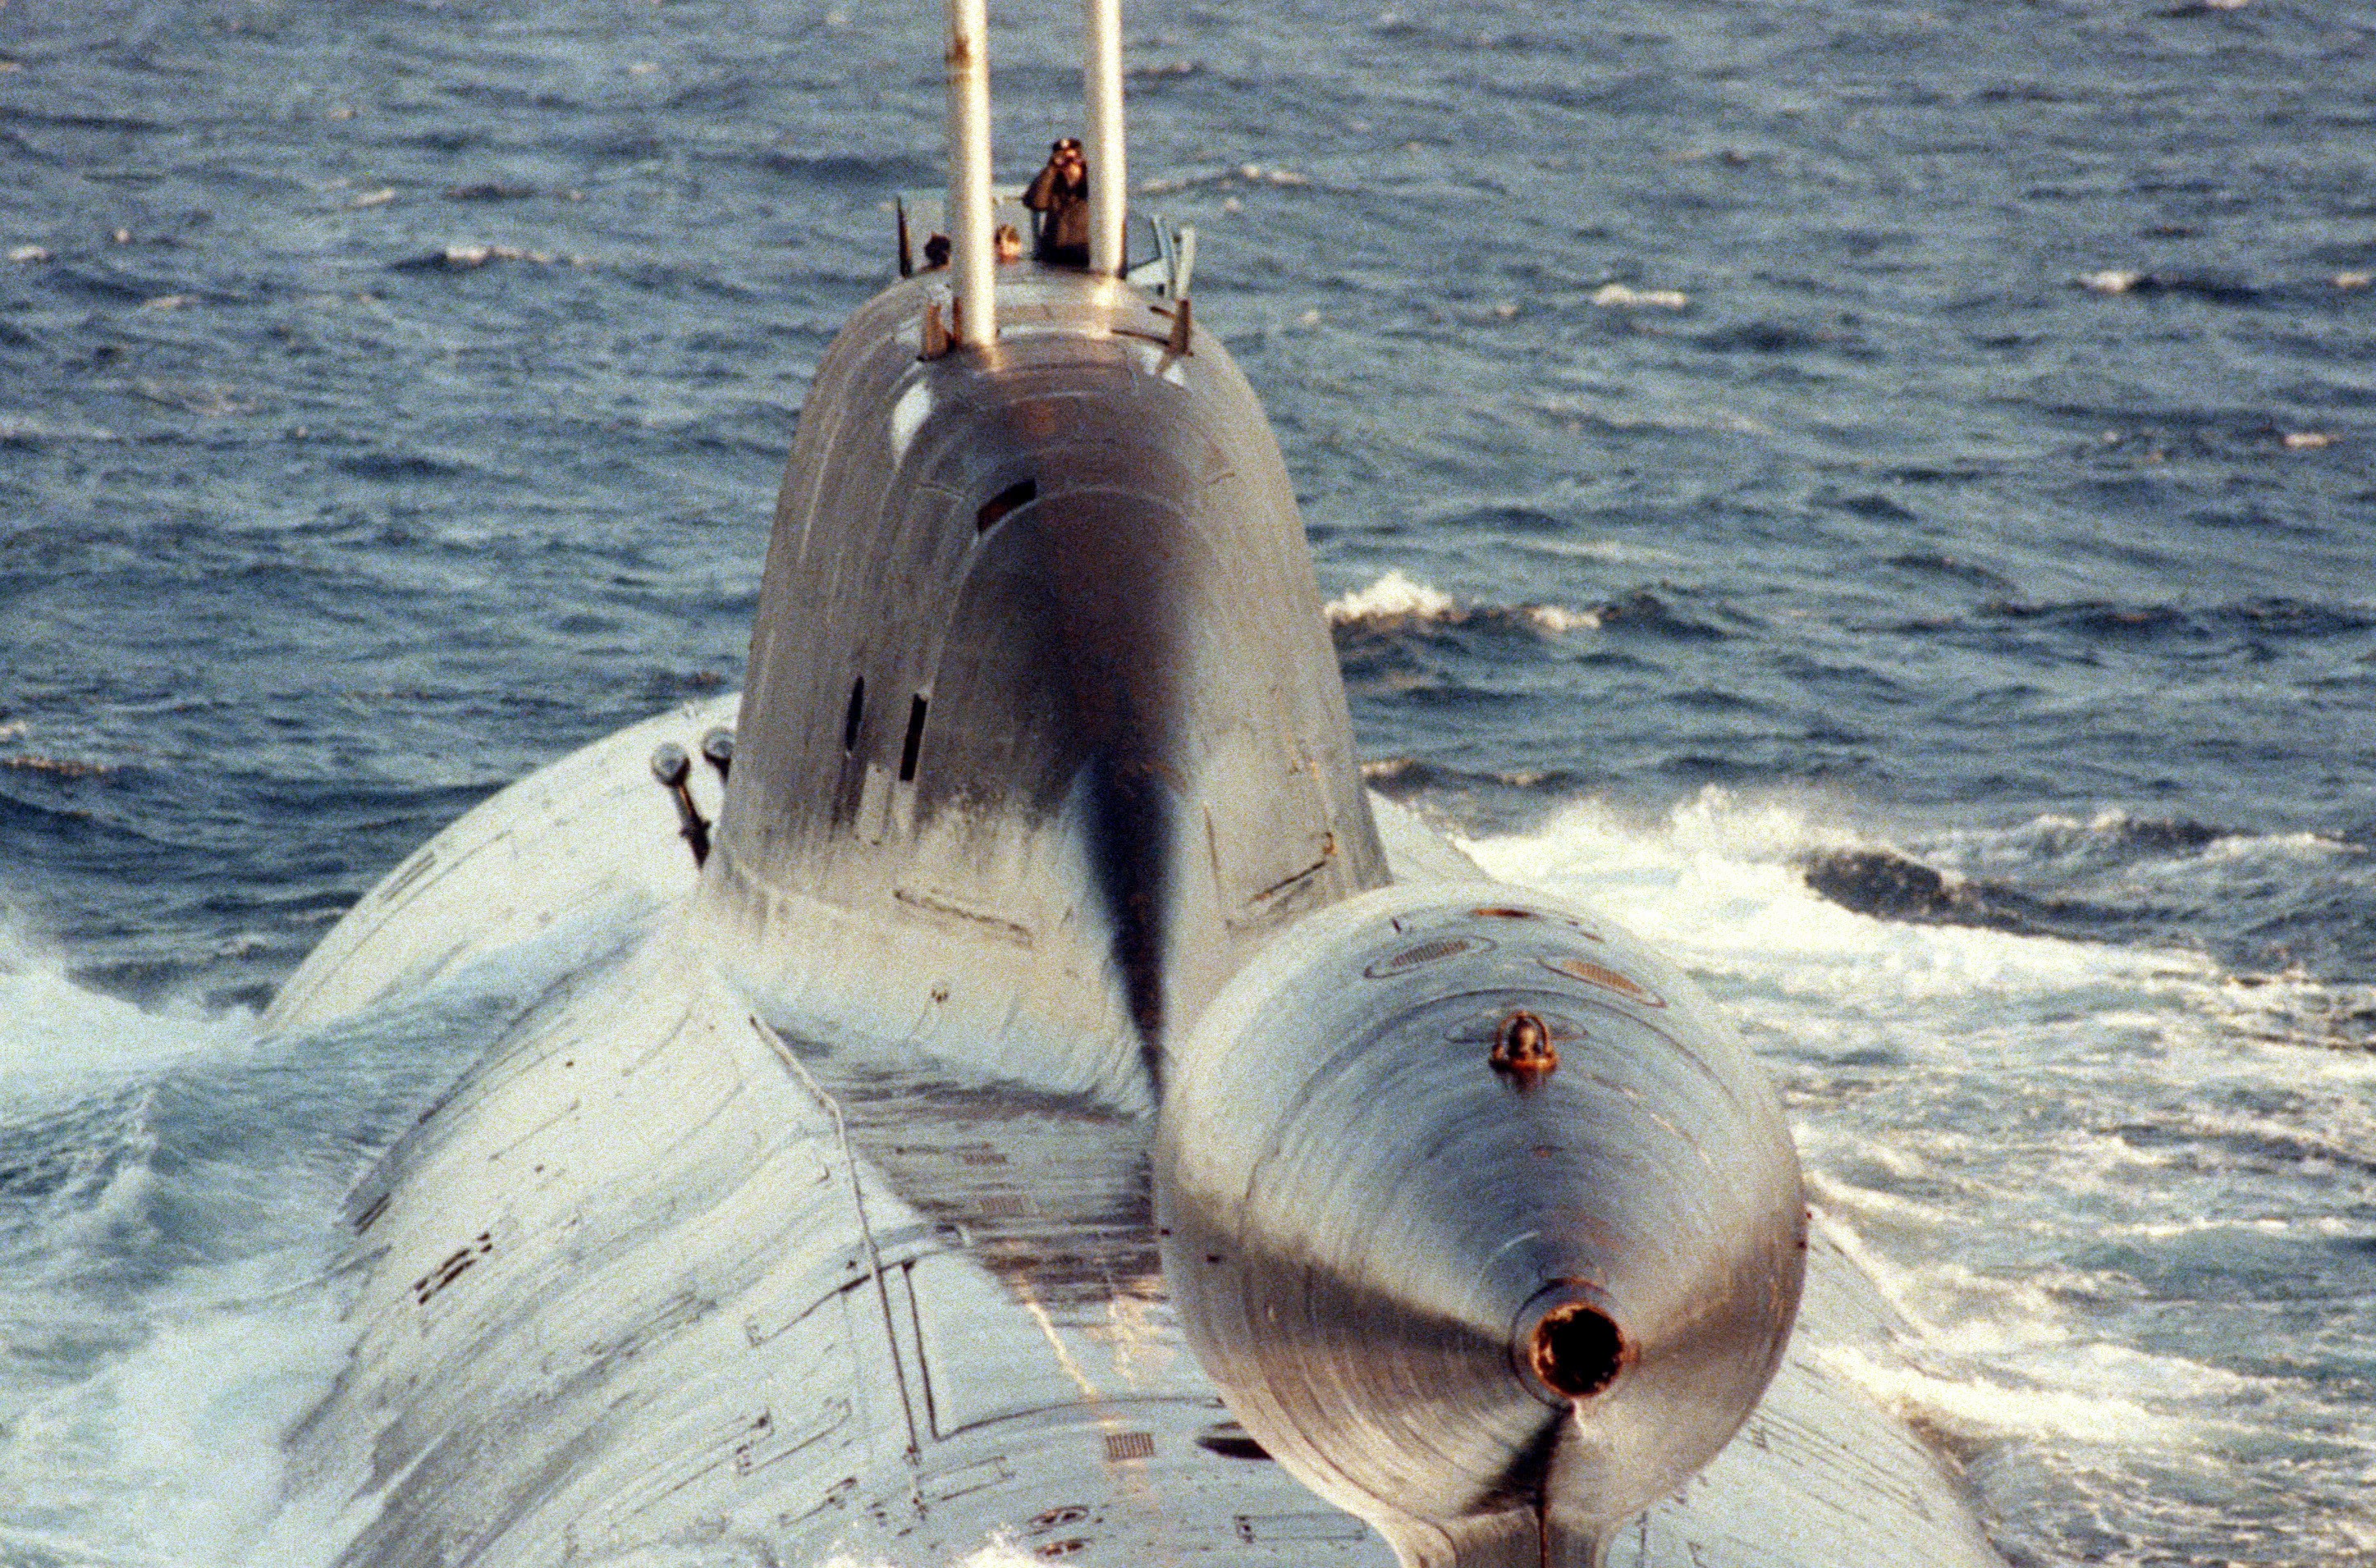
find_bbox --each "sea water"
[2,0,2372,1562]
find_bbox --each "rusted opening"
[899,693,928,782]
[1471,906,1539,920]
[977,478,1037,533]
[842,676,865,753]
[1529,1302,1626,1401]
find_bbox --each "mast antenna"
[1083,0,1128,275]
[945,0,996,345]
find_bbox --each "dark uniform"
[1023,137,1091,267]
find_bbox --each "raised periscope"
[1158,884,1806,1568]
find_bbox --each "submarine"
[267,4,2008,1566]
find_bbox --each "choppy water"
[3,0,2374,1563]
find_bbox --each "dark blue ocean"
[2,0,2373,1562]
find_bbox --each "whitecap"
[1323,569,1457,625]
[1820,1346,2175,1447]
[1591,282,1690,309]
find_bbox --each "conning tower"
[700,5,1386,1100]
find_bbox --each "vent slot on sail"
[843,676,866,754]
[899,694,929,783]
[977,479,1037,533]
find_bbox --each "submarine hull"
[267,263,2002,1568]
[269,697,1998,1568]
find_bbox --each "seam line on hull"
[750,1014,923,1464]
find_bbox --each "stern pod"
[1159,885,1806,1566]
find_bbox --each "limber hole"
[1194,1421,1272,1461]
[1530,1302,1626,1401]
[977,478,1037,533]
[899,693,928,782]
[842,676,866,753]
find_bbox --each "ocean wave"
[0,412,122,445]
[1975,597,2373,642]
[0,926,256,1091]
[2076,269,2264,304]
[1359,754,1589,800]
[1457,787,2191,1008]
[758,150,940,189]
[2017,808,2353,863]
[1884,551,2018,590]
[1591,282,1690,309]
[1135,162,1313,196]
[1465,793,2362,970]
[391,244,593,272]
[1798,845,2133,939]
[1822,1346,2179,1447]
[1,751,119,779]
[1591,587,1731,640]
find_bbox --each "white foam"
[1802,1168,1953,1232]
[0,412,121,442]
[0,911,361,1568]
[1461,788,2195,1012]
[1323,570,1594,635]
[1508,535,1678,566]
[2006,807,2350,864]
[2198,825,2351,862]
[1522,603,1600,633]
[1324,569,1457,624]
[120,1302,353,1565]
[1591,282,1690,309]
[1820,1346,2173,1447]
[0,919,259,1091]
[0,1177,354,1568]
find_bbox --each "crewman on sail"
[1023,137,1091,266]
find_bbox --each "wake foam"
[0,914,359,1568]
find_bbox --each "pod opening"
[1528,1301,1626,1401]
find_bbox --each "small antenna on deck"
[945,0,996,345]
[1083,0,1128,276]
